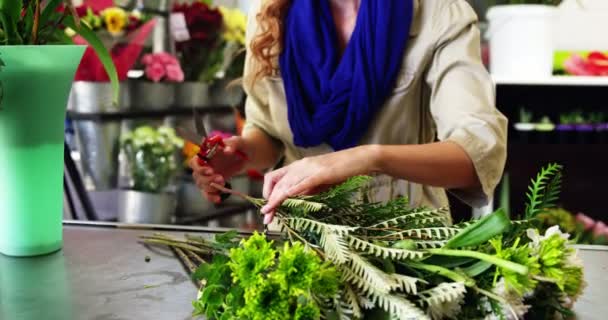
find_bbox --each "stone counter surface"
[0,222,606,320]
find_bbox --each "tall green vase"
[0,45,85,257]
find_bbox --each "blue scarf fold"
[279,0,414,151]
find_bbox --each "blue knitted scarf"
[279,0,414,150]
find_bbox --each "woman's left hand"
[261,145,378,224]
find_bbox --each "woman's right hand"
[189,136,249,203]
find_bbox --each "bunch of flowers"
[172,1,224,82]
[63,4,156,82]
[563,51,608,76]
[141,52,185,83]
[218,6,247,80]
[63,5,146,38]
[537,209,608,245]
[121,126,184,193]
[145,163,588,320]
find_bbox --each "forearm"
[241,127,282,171]
[367,142,480,189]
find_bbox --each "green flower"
[228,232,276,288]
[563,265,585,299]
[239,278,291,320]
[491,237,541,295]
[537,233,569,290]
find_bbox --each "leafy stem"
[428,248,528,275]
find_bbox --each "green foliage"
[446,209,511,249]
[191,232,338,320]
[145,164,584,320]
[524,163,563,220]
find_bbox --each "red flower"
[172,2,223,45]
[564,51,608,76]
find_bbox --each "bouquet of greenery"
[121,126,183,193]
[143,164,586,319]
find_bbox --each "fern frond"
[349,237,425,260]
[524,163,563,219]
[339,285,363,320]
[391,227,461,240]
[368,208,450,229]
[321,230,351,265]
[359,295,376,310]
[315,176,373,202]
[418,282,467,320]
[348,254,397,294]
[414,240,449,249]
[540,169,562,211]
[390,274,424,294]
[285,218,358,236]
[370,293,430,320]
[282,198,328,214]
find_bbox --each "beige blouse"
[241,0,508,213]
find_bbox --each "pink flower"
[157,52,180,65]
[166,64,185,82]
[141,53,154,65]
[576,213,596,231]
[592,221,608,238]
[145,62,166,82]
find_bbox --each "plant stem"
[32,0,41,44]
[405,261,475,287]
[428,248,528,275]
[141,238,210,255]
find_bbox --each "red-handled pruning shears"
[177,109,249,201]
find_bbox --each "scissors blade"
[176,127,203,144]
[192,108,208,138]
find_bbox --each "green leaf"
[445,209,511,249]
[462,261,493,277]
[215,230,239,244]
[63,15,119,104]
[524,163,563,219]
[0,0,24,44]
[39,0,64,28]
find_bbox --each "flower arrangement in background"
[141,52,185,83]
[63,5,146,38]
[121,126,184,193]
[172,1,224,83]
[64,4,156,82]
[555,51,608,76]
[218,6,247,80]
[537,209,608,245]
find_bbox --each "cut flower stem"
[428,248,528,275]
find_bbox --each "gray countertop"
[0,223,606,320]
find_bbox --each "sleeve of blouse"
[240,0,285,153]
[425,0,508,208]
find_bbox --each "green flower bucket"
[0,45,85,257]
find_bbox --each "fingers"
[190,157,226,204]
[222,137,244,155]
[263,167,287,200]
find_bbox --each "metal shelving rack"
[63,105,236,222]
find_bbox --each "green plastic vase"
[0,45,85,257]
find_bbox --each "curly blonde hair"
[249,0,291,82]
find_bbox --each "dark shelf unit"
[495,80,607,221]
